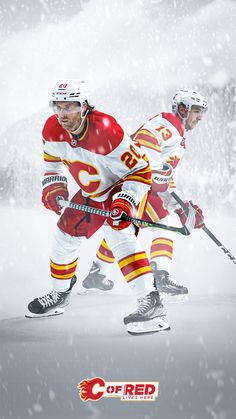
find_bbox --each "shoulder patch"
[161,113,185,137]
[84,110,124,155]
[42,115,68,143]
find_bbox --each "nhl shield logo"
[71,138,78,147]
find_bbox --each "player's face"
[185,105,204,131]
[54,101,83,131]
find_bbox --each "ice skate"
[25,276,77,318]
[79,262,114,294]
[151,261,188,302]
[124,291,170,335]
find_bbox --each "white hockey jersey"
[132,112,186,189]
[42,110,151,204]
[131,112,186,213]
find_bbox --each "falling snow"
[0,1,236,419]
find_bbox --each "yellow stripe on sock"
[151,250,173,259]
[100,239,111,250]
[118,252,147,269]
[125,266,152,282]
[96,250,115,263]
[50,259,78,270]
[51,272,75,279]
[152,239,173,246]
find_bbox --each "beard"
[58,118,78,131]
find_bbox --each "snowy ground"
[0,207,236,419]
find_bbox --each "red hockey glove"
[152,163,173,192]
[42,175,69,215]
[107,192,136,230]
[175,201,205,229]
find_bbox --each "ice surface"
[0,207,236,418]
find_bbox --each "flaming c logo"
[77,377,159,402]
[78,377,105,401]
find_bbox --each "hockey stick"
[170,191,236,265]
[58,198,191,235]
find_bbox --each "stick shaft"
[59,199,189,235]
[170,191,236,264]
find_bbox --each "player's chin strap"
[70,106,89,135]
[57,198,191,236]
[170,191,236,265]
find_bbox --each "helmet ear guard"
[176,103,189,119]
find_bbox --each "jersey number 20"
[121,145,141,169]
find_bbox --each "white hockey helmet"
[49,79,92,107]
[172,88,207,114]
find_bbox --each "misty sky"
[0,0,236,132]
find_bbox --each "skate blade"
[25,308,65,318]
[160,293,189,304]
[77,287,103,295]
[77,286,112,295]
[126,317,170,335]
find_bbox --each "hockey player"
[26,79,170,335]
[82,88,207,297]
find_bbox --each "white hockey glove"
[152,163,173,192]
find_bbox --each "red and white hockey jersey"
[132,112,186,189]
[42,110,151,204]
